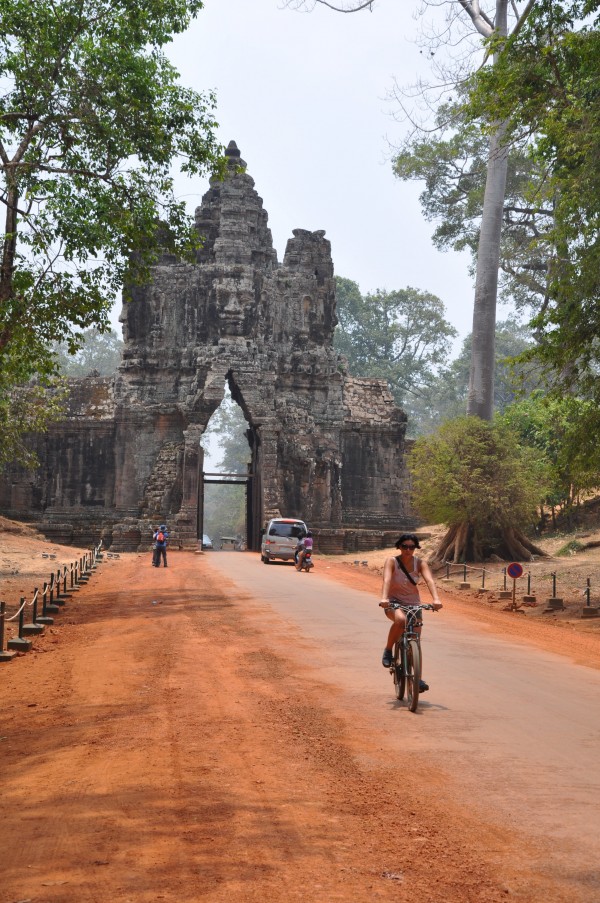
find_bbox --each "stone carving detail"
[0,142,416,550]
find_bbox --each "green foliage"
[334,276,457,430]
[0,0,225,438]
[53,328,123,377]
[203,483,246,544]
[202,390,251,475]
[465,1,600,401]
[410,416,548,541]
[417,318,538,433]
[394,98,487,261]
[334,276,543,436]
[0,375,67,471]
[556,539,584,556]
[501,393,600,509]
[394,95,555,315]
[336,291,537,435]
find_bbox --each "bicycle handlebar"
[380,601,438,611]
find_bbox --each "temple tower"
[0,142,415,551]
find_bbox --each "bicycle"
[382,602,436,713]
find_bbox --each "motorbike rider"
[295,530,313,570]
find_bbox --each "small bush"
[556,540,585,556]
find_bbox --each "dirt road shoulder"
[0,550,575,903]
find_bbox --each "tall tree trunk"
[466,0,509,421]
[0,178,19,353]
[466,123,509,419]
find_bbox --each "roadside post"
[0,602,17,663]
[544,571,565,612]
[582,576,600,619]
[507,562,524,611]
[523,571,537,605]
[499,566,512,600]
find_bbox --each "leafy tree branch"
[0,0,225,384]
[0,0,226,466]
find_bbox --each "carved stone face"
[215,277,255,337]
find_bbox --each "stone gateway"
[0,142,416,552]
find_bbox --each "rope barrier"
[440,560,600,612]
[443,561,487,576]
[0,539,104,659]
[4,597,28,622]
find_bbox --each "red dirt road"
[1,550,599,903]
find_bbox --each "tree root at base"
[431,523,549,564]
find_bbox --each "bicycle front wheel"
[393,644,405,700]
[405,639,422,713]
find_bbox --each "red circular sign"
[507,562,524,579]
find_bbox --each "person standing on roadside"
[379,533,442,691]
[153,524,169,568]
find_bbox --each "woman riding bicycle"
[379,533,443,690]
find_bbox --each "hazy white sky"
[112,0,480,347]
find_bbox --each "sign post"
[506,562,524,610]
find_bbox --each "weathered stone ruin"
[0,142,416,552]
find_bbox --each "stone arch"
[196,368,262,550]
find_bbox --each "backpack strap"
[395,555,418,586]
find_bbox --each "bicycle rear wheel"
[404,639,422,713]
[393,644,405,700]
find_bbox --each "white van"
[261,517,308,564]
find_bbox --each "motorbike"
[295,549,314,572]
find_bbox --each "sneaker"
[419,679,429,692]
[382,648,393,668]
